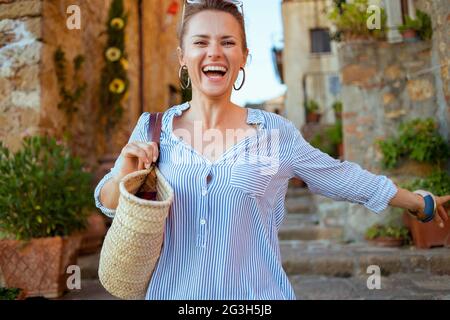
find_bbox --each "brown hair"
[178,0,248,53]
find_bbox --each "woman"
[95,0,450,300]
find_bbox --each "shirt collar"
[173,102,265,129]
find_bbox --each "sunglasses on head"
[181,0,244,28]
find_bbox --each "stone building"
[0,0,183,175]
[281,0,341,128]
[281,0,450,240]
[339,0,450,239]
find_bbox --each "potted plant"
[327,120,343,158]
[377,118,450,249]
[309,121,343,159]
[0,287,26,300]
[377,118,449,178]
[0,136,93,298]
[398,10,432,42]
[305,99,322,123]
[402,170,450,249]
[365,224,411,247]
[328,0,387,42]
[398,15,421,42]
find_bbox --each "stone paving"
[291,274,450,300]
[56,186,450,300]
[281,240,450,277]
[56,243,450,300]
[59,272,450,300]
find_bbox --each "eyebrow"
[191,35,236,40]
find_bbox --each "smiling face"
[178,10,248,99]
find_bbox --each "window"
[310,28,331,54]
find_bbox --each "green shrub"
[402,170,450,197]
[377,118,450,169]
[416,10,432,41]
[311,132,336,157]
[326,120,343,146]
[328,0,387,41]
[378,138,401,169]
[0,287,22,300]
[398,10,433,40]
[310,121,343,158]
[332,101,343,114]
[365,224,411,241]
[0,136,93,241]
[398,15,422,33]
[305,100,320,114]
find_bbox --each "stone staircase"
[59,186,450,300]
[280,186,450,280]
[279,186,343,242]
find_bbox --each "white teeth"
[202,65,227,73]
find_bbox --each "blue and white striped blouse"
[94,102,398,300]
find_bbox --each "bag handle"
[148,112,164,165]
[136,112,164,200]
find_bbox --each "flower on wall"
[105,47,122,62]
[99,0,129,136]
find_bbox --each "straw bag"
[98,112,174,300]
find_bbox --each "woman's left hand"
[433,195,450,228]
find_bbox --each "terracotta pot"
[366,236,405,247]
[289,177,306,188]
[0,234,82,298]
[403,211,450,249]
[401,29,419,42]
[306,113,321,123]
[79,213,107,256]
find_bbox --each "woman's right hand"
[115,141,159,182]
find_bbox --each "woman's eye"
[194,41,207,46]
[223,41,235,46]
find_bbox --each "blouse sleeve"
[289,123,398,213]
[93,112,150,218]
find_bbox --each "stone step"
[279,225,343,241]
[55,279,119,300]
[285,196,314,213]
[76,243,450,297]
[280,240,450,277]
[282,213,320,226]
[286,187,312,198]
[289,273,450,300]
[77,252,101,280]
[59,274,450,300]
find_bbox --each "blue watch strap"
[412,190,436,223]
[421,194,435,222]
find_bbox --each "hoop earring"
[178,65,191,90]
[233,67,245,91]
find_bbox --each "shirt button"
[200,219,206,225]
[201,188,207,196]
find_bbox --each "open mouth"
[202,65,228,80]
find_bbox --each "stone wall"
[0,0,43,153]
[414,0,450,141]
[0,0,181,175]
[335,39,449,241]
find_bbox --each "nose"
[207,42,223,59]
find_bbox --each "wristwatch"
[408,190,436,223]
